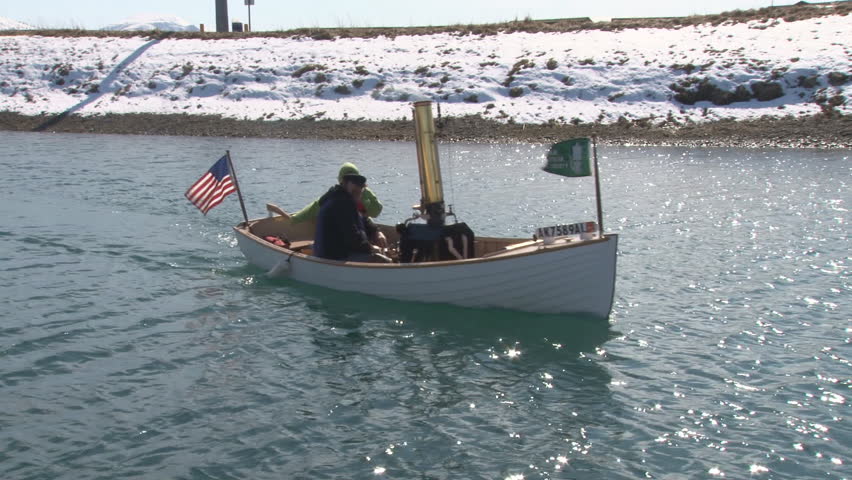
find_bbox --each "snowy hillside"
[102,15,200,32]
[0,14,848,126]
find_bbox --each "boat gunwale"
[234,221,617,270]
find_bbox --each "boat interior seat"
[289,240,314,252]
[479,239,540,258]
[491,235,586,256]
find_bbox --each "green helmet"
[338,162,360,182]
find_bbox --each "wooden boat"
[233,102,618,318]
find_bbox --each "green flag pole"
[592,136,604,236]
[542,137,604,237]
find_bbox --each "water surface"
[0,131,848,479]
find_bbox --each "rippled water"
[0,131,848,479]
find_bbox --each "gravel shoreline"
[0,112,849,148]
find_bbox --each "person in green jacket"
[272,162,383,223]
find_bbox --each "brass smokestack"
[412,101,445,225]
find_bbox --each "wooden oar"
[266,203,291,220]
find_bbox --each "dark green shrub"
[750,81,783,101]
[797,75,820,88]
[508,59,533,76]
[827,72,849,86]
[292,64,324,78]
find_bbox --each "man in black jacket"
[313,173,383,262]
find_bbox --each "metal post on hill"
[245,0,255,32]
[215,0,229,32]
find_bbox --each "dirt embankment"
[0,112,849,148]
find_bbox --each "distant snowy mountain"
[0,16,35,30]
[102,14,199,32]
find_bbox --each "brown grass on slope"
[1,1,849,40]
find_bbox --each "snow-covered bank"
[0,14,849,128]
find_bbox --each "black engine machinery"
[396,221,475,263]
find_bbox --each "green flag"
[543,138,591,177]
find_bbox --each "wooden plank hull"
[234,223,618,318]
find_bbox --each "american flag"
[185,155,236,214]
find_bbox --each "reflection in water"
[272,274,615,356]
[251,276,620,478]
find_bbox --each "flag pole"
[225,150,250,226]
[592,136,604,237]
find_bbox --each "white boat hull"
[234,224,618,318]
